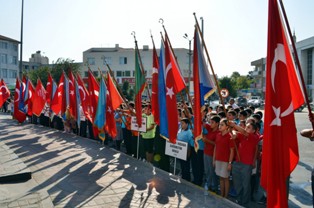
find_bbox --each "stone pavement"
[0,113,241,208]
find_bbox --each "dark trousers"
[154,126,170,172]
[191,148,204,186]
[80,120,87,137]
[180,158,191,181]
[124,129,132,155]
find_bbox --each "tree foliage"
[122,81,134,101]
[218,71,253,98]
[26,58,81,86]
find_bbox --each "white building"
[0,35,19,87]
[22,50,49,73]
[82,44,191,88]
[251,35,314,100]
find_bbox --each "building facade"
[82,44,191,89]
[250,36,314,100]
[22,50,49,73]
[0,35,19,87]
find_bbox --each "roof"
[0,35,20,43]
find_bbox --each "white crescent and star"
[270,43,294,127]
[78,86,86,100]
[0,85,8,94]
[14,88,20,102]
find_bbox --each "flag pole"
[193,13,240,160]
[278,0,314,127]
[131,32,152,103]
[160,21,194,111]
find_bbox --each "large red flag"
[51,72,65,115]
[68,70,77,120]
[164,35,186,143]
[105,72,123,138]
[0,79,10,107]
[76,73,92,122]
[88,70,100,138]
[13,78,26,123]
[27,80,35,116]
[261,1,306,207]
[46,73,54,106]
[32,79,47,116]
[151,44,160,125]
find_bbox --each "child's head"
[219,118,229,132]
[239,120,246,128]
[245,122,257,134]
[210,115,221,129]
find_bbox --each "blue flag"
[158,41,169,139]
[94,76,107,129]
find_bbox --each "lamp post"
[19,0,24,78]
[183,33,192,96]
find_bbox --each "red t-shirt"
[204,124,219,156]
[235,132,260,165]
[215,132,235,162]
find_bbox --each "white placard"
[165,140,188,161]
[131,116,147,132]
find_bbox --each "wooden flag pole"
[278,0,314,128]
[131,31,152,103]
[159,19,194,111]
[193,13,240,161]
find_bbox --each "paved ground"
[0,113,241,208]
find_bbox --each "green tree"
[219,76,237,98]
[122,81,134,101]
[26,58,81,86]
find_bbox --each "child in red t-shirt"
[213,118,235,198]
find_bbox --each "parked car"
[235,97,248,107]
[248,96,263,107]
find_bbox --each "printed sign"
[165,140,188,161]
[131,116,147,132]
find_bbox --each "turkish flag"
[164,35,186,143]
[27,80,35,116]
[76,73,92,122]
[0,79,10,107]
[32,79,47,116]
[88,70,100,138]
[105,72,123,138]
[261,1,305,207]
[151,44,160,125]
[13,78,26,123]
[46,73,54,106]
[51,72,65,115]
[68,70,77,120]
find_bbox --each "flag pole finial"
[159,18,164,25]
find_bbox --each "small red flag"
[27,80,35,116]
[13,78,26,123]
[76,73,92,122]
[261,1,305,207]
[151,44,160,125]
[51,72,65,115]
[68,70,77,120]
[32,79,47,116]
[0,79,10,107]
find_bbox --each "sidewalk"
[0,114,241,208]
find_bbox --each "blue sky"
[1,0,313,77]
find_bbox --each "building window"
[84,71,88,77]
[124,71,131,77]
[307,49,313,85]
[0,54,7,64]
[87,57,95,65]
[116,71,123,77]
[12,44,18,51]
[0,42,8,49]
[103,57,112,65]
[119,57,127,65]
[12,56,17,65]
[2,69,8,78]
[9,70,17,78]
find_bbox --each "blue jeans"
[204,154,218,191]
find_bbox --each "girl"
[213,118,235,198]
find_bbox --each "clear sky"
[1,0,313,77]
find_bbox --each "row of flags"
[0,1,307,206]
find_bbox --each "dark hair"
[239,110,248,117]
[218,111,226,118]
[247,122,257,131]
[180,118,190,131]
[220,118,229,127]
[252,113,261,121]
[234,108,240,114]
[245,108,253,116]
[256,111,263,119]
[210,115,221,123]
[228,110,237,117]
